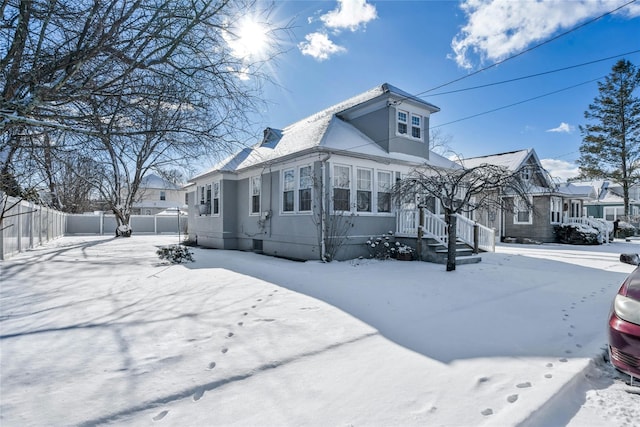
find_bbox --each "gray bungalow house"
[187,83,459,261]
[459,149,595,243]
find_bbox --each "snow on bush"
[366,232,415,260]
[555,223,599,245]
[156,244,194,263]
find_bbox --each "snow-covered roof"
[554,183,594,198]
[140,174,183,190]
[193,83,447,179]
[457,149,532,171]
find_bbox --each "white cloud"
[450,0,640,69]
[541,158,580,181]
[320,0,377,31]
[298,32,347,61]
[546,122,575,133]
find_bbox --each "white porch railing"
[396,209,496,252]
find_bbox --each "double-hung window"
[411,114,421,139]
[397,110,408,135]
[160,191,166,201]
[299,166,312,211]
[250,176,261,214]
[283,169,295,212]
[357,168,372,212]
[212,182,220,215]
[550,197,561,223]
[333,165,351,211]
[377,171,392,213]
[514,196,532,224]
[206,184,211,213]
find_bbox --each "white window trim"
[550,196,562,224]
[212,181,221,217]
[513,196,533,225]
[280,165,313,215]
[330,163,396,216]
[376,170,393,214]
[250,175,261,216]
[395,108,424,142]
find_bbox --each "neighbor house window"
[357,168,372,212]
[250,176,261,214]
[160,191,166,201]
[514,196,532,224]
[520,167,531,181]
[570,200,581,218]
[212,182,220,215]
[411,114,421,139]
[397,110,408,135]
[550,197,562,224]
[377,171,392,213]
[604,206,624,221]
[333,165,351,211]
[283,169,295,212]
[299,166,312,211]
[206,184,212,214]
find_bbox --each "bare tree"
[2,0,288,234]
[394,163,532,271]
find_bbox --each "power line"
[428,50,640,96]
[431,76,603,129]
[416,0,637,96]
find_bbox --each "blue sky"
[240,0,640,181]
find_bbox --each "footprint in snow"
[221,347,228,354]
[516,382,532,388]
[193,389,204,401]
[227,332,234,338]
[507,394,518,403]
[477,377,490,384]
[153,410,168,421]
[559,358,568,363]
[207,362,216,370]
[546,363,553,368]
[237,321,244,327]
[545,374,553,379]
[481,408,493,416]
[257,299,262,302]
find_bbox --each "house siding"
[503,196,557,242]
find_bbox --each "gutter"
[320,153,331,261]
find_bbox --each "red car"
[609,253,640,382]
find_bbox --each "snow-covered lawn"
[1,235,639,426]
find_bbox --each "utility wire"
[428,49,640,96]
[417,0,637,96]
[431,76,603,129]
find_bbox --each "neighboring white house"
[132,174,187,216]
[187,83,459,261]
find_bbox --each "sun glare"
[234,17,269,58]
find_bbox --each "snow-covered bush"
[156,244,194,263]
[366,231,395,259]
[554,223,599,245]
[365,232,415,260]
[616,221,636,238]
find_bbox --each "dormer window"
[520,167,531,181]
[411,114,421,139]
[397,111,408,134]
[396,109,423,141]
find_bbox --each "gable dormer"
[336,83,439,160]
[260,127,283,148]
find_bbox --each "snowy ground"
[1,235,639,426]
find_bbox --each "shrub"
[554,223,600,245]
[157,244,194,263]
[365,232,415,260]
[617,221,637,238]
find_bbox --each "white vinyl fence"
[1,193,188,260]
[1,194,66,260]
[65,213,187,236]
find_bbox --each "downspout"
[320,153,331,261]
